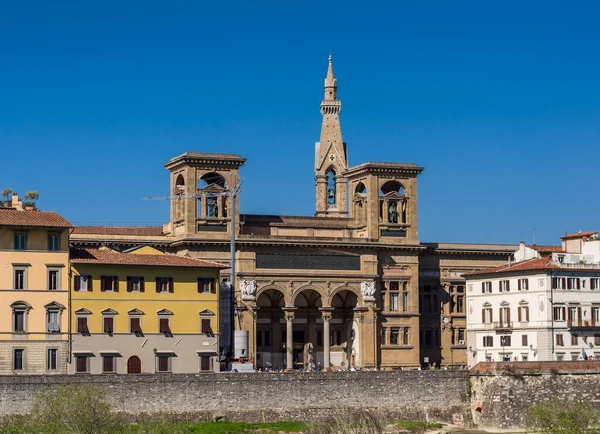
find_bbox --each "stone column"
[285,310,295,371]
[321,310,332,370]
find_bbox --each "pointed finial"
[329,54,332,63]
[325,54,336,88]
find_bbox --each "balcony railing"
[568,319,598,328]
[493,321,513,330]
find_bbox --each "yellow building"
[0,200,72,374]
[69,246,226,374]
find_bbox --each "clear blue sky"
[1,1,598,245]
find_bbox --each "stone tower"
[315,55,348,217]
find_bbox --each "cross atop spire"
[324,55,337,100]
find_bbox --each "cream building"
[465,232,600,366]
[71,57,517,370]
[0,194,71,374]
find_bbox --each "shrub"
[527,400,600,434]
[29,384,121,434]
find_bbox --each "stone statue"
[207,197,218,218]
[388,201,398,224]
[361,281,376,302]
[328,187,336,205]
[240,280,257,301]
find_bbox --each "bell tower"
[315,55,348,218]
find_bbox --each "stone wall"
[0,371,470,423]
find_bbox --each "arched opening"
[326,168,336,208]
[197,172,227,219]
[255,289,286,370]
[292,289,323,371]
[353,182,367,224]
[127,356,141,374]
[331,290,359,369]
[379,180,406,224]
[174,175,185,220]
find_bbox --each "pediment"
[11,301,32,310]
[383,191,405,200]
[518,299,529,305]
[157,308,174,316]
[500,301,510,306]
[482,302,492,307]
[101,308,118,315]
[200,183,227,193]
[199,309,215,317]
[44,301,65,311]
[128,308,145,316]
[353,192,367,202]
[75,308,92,315]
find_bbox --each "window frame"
[130,316,143,336]
[483,336,493,347]
[47,348,58,371]
[156,355,172,373]
[13,231,27,251]
[47,232,61,251]
[46,310,61,333]
[47,267,61,291]
[13,266,28,290]
[75,355,90,373]
[102,355,116,374]
[13,348,24,371]
[100,275,119,292]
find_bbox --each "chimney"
[11,193,23,211]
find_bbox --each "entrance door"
[127,356,141,374]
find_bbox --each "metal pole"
[229,189,236,358]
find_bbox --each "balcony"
[568,319,599,329]
[493,321,513,331]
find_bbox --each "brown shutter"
[507,308,511,325]
[159,318,169,333]
[578,307,582,325]
[76,356,87,373]
[127,276,132,292]
[100,276,106,292]
[103,356,112,373]
[158,356,169,372]
[506,280,510,292]
[490,309,493,323]
[562,277,566,289]
[526,307,530,322]
[140,277,145,292]
[210,278,216,294]
[130,317,141,333]
[77,317,87,333]
[197,278,202,293]
[103,317,113,333]
[156,277,161,293]
[201,318,211,333]
[113,276,119,292]
[74,276,81,291]
[499,308,504,325]
[577,278,581,290]
[88,275,93,291]
[518,279,521,291]
[525,278,529,290]
[482,309,485,323]
[518,307,522,322]
[481,282,485,293]
[168,277,174,293]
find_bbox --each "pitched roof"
[561,231,598,240]
[463,256,561,278]
[0,209,72,228]
[528,244,564,253]
[70,248,227,269]
[72,226,164,236]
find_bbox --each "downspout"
[550,270,554,359]
[68,227,74,367]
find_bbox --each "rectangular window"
[518,306,530,323]
[571,333,578,346]
[13,349,24,370]
[594,334,600,346]
[456,295,464,313]
[156,277,173,293]
[157,355,171,372]
[518,279,529,291]
[522,334,528,347]
[47,311,60,332]
[594,307,600,324]
[14,232,27,250]
[199,355,211,372]
[14,268,26,290]
[47,233,60,251]
[592,278,599,290]
[482,308,492,324]
[197,278,216,294]
[402,327,409,345]
[402,292,408,312]
[48,269,59,290]
[100,276,118,292]
[500,336,511,347]
[47,349,57,370]
[74,275,91,292]
[500,280,510,292]
[201,318,212,334]
[500,307,511,326]
[102,356,115,373]
[127,276,144,292]
[130,317,142,334]
[75,356,89,373]
[390,328,400,345]
[482,281,492,293]
[556,334,564,346]
[483,336,493,347]
[159,318,171,334]
[381,328,386,345]
[103,317,114,334]
[458,329,465,342]
[389,293,399,311]
[553,306,566,321]
[14,311,25,332]
[77,317,89,334]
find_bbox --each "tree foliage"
[527,400,600,434]
[1,188,12,201]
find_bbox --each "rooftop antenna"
[532,229,536,245]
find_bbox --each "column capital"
[320,308,333,321]
[283,308,296,322]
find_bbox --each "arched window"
[326,168,336,207]
[198,173,227,218]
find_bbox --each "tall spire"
[324,55,337,100]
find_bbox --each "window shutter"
[507,308,511,325]
[155,277,161,293]
[140,277,145,292]
[130,317,141,333]
[103,356,112,373]
[77,317,86,333]
[518,279,521,291]
[518,307,522,322]
[127,276,132,292]
[577,278,581,290]
[168,277,174,293]
[506,281,510,292]
[197,278,202,293]
[104,317,113,333]
[88,276,93,292]
[201,318,211,334]
[490,309,493,323]
[482,309,485,323]
[47,235,52,251]
[562,277,566,289]
[578,307,582,324]
[499,308,504,325]
[159,318,169,333]
[113,276,119,292]
[100,276,106,292]
[526,307,530,322]
[525,278,529,290]
[210,278,216,294]
[74,276,81,292]
[481,282,485,293]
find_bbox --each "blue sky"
[1,1,598,245]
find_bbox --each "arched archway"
[255,288,286,370]
[127,356,141,374]
[291,288,324,371]
[353,182,367,224]
[379,180,407,224]
[330,289,359,369]
[197,172,227,218]
[326,167,336,208]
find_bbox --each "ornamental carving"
[240,280,257,301]
[361,281,376,301]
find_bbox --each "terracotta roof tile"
[463,256,560,277]
[528,244,564,253]
[72,226,164,236]
[0,209,72,228]
[561,231,598,239]
[70,248,227,269]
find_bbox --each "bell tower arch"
[315,55,348,217]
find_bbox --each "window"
[389,293,399,311]
[14,311,25,332]
[594,334,600,346]
[156,277,173,293]
[47,233,60,251]
[13,268,27,290]
[500,336,511,347]
[47,269,60,290]
[381,328,386,345]
[157,355,171,373]
[14,232,27,250]
[74,275,91,291]
[568,306,580,325]
[402,292,408,312]
[75,356,89,373]
[556,334,564,346]
[13,349,24,370]
[458,328,465,343]
[500,280,510,292]
[593,307,600,324]
[553,306,566,321]
[552,277,564,289]
[390,328,400,345]
[482,281,492,293]
[77,317,89,334]
[518,306,530,323]
[571,333,578,346]
[482,307,493,324]
[100,276,118,292]
[103,317,114,334]
[518,279,529,291]
[130,317,142,335]
[500,306,511,326]
[199,355,212,372]
[47,311,60,332]
[159,318,171,334]
[522,335,528,347]
[592,278,599,290]
[47,349,58,370]
[201,318,212,334]
[456,295,464,313]
[102,356,116,373]
[566,278,580,290]
[197,278,216,294]
[126,276,144,292]
[483,336,493,347]
[402,327,409,345]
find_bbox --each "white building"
[465,231,600,366]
